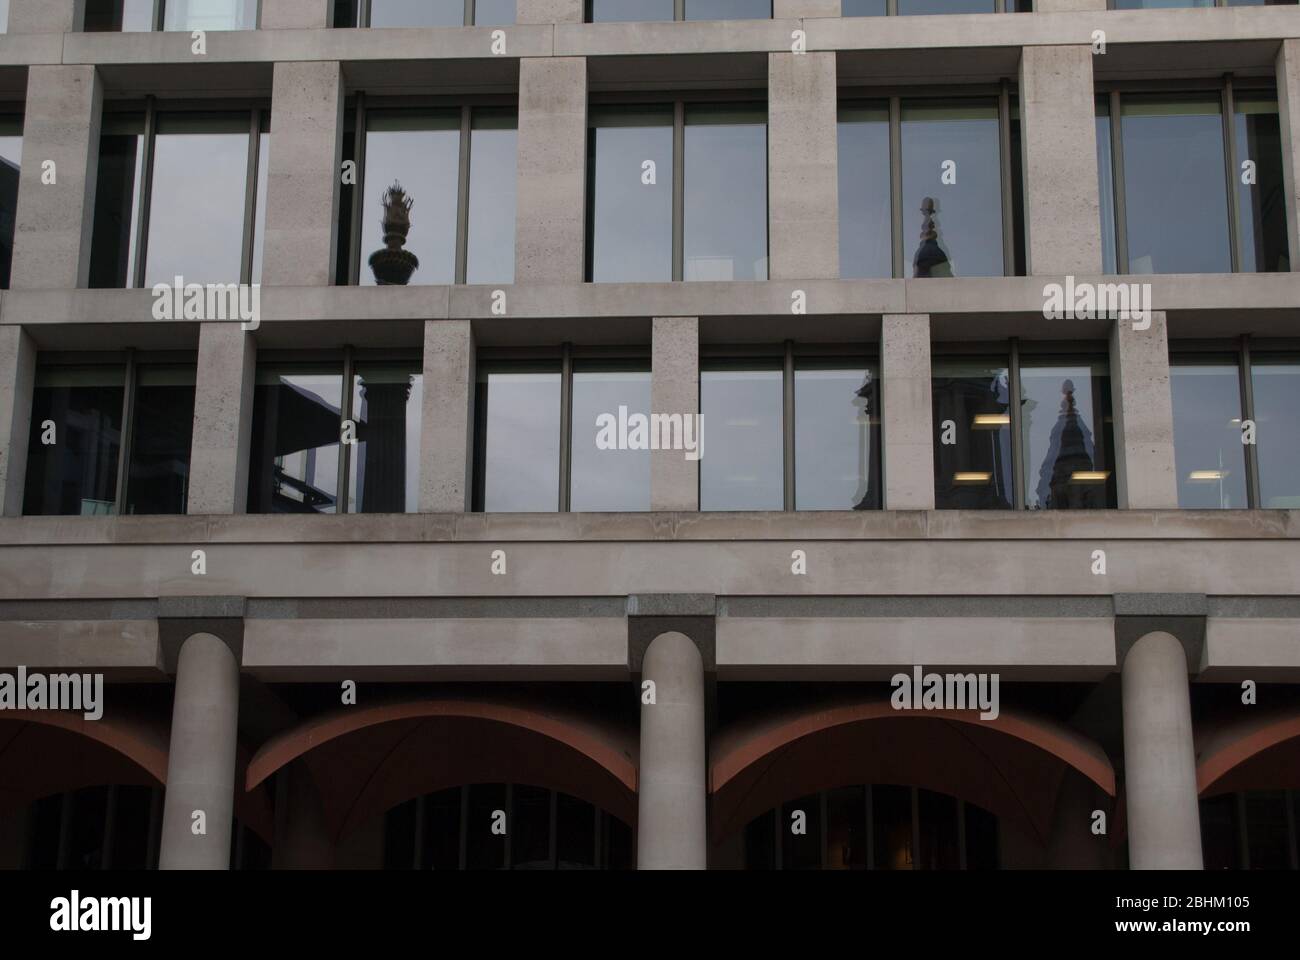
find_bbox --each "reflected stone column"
[1121,631,1203,870]
[357,377,411,513]
[638,632,706,870]
[159,633,240,870]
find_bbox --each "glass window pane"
[589,0,674,19]
[684,104,768,281]
[1170,362,1247,509]
[917,789,960,870]
[570,367,652,512]
[511,785,551,869]
[85,0,156,31]
[1244,791,1290,869]
[1251,358,1300,508]
[1095,97,1117,275]
[588,106,674,283]
[825,786,867,870]
[901,100,1003,278]
[89,117,146,288]
[163,0,259,30]
[126,364,196,515]
[1113,0,1213,7]
[1234,98,1290,273]
[369,0,463,26]
[932,359,1013,509]
[349,363,422,514]
[362,110,460,286]
[418,787,461,870]
[795,364,880,510]
[475,368,561,512]
[744,808,776,869]
[781,795,821,870]
[0,0,7,33]
[899,0,994,13]
[965,802,999,869]
[465,784,506,870]
[1020,361,1117,510]
[247,366,343,514]
[24,366,126,516]
[1226,0,1298,5]
[465,109,517,285]
[145,114,250,286]
[474,0,515,24]
[251,127,270,284]
[0,117,23,290]
[1121,96,1231,274]
[685,0,771,17]
[557,793,596,869]
[872,785,913,871]
[700,365,783,511]
[838,103,892,279]
[842,0,887,13]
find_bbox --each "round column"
[1121,631,1203,869]
[159,632,240,870]
[637,631,707,870]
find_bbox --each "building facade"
[1,0,1300,870]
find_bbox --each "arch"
[246,696,638,841]
[710,699,1116,846]
[1197,707,1300,797]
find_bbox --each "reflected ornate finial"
[368,181,420,285]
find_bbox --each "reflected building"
[1032,378,1105,510]
[913,196,953,278]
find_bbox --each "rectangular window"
[334,1,515,27]
[1170,360,1248,509]
[473,365,562,512]
[0,113,21,290]
[1112,0,1294,7]
[23,356,196,517]
[700,363,784,511]
[1020,361,1117,510]
[88,106,269,288]
[570,365,652,512]
[340,99,517,286]
[586,0,769,20]
[844,0,1026,14]
[837,103,891,280]
[85,0,259,30]
[1097,82,1288,275]
[931,359,1014,509]
[794,363,881,510]
[247,353,422,514]
[685,104,767,281]
[1251,356,1300,508]
[587,106,674,283]
[0,0,7,33]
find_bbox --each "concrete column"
[159,633,241,870]
[637,631,706,870]
[1276,41,1300,273]
[188,323,257,515]
[9,65,102,290]
[260,0,332,28]
[262,61,344,287]
[5,0,82,33]
[0,325,36,517]
[773,1,841,19]
[880,314,935,511]
[1108,311,1177,509]
[419,319,475,513]
[768,52,839,281]
[1121,631,1203,870]
[1019,46,1102,276]
[651,317,699,512]
[517,0,584,22]
[271,759,333,869]
[515,57,587,283]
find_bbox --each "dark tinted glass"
[932,359,1013,509]
[781,795,822,870]
[163,0,259,30]
[84,0,155,31]
[1234,98,1290,272]
[247,366,343,514]
[1096,97,1118,274]
[125,364,195,515]
[1020,361,1117,510]
[825,786,867,870]
[1244,791,1291,869]
[1251,358,1300,508]
[794,363,881,510]
[511,785,551,869]
[557,793,597,869]
[700,365,783,510]
[917,789,960,870]
[89,115,146,288]
[684,104,768,281]
[0,117,21,289]
[348,364,422,514]
[872,785,913,870]
[465,783,507,870]
[24,366,125,516]
[474,367,561,512]
[1199,794,1241,870]
[838,103,892,279]
[570,366,652,512]
[588,106,674,282]
[1170,361,1248,509]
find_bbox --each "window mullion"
[113,350,138,516]
[1222,76,1243,274]
[783,340,794,511]
[1240,336,1261,509]
[360,0,372,28]
[673,101,685,281]
[240,109,261,286]
[133,97,159,289]
[1009,339,1025,510]
[1109,90,1129,274]
[455,105,473,285]
[339,347,356,513]
[559,343,573,511]
[349,94,368,286]
[466,0,476,26]
[889,97,902,278]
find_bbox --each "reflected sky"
[898,0,994,12]
[701,367,783,511]
[164,0,259,30]
[474,0,516,24]
[465,114,517,284]
[1170,363,1247,509]
[369,0,463,26]
[1234,99,1290,272]
[589,0,674,19]
[794,366,880,510]
[1252,360,1300,508]
[477,370,561,512]
[1095,100,1118,275]
[589,108,673,282]
[570,369,651,512]
[685,0,771,17]
[684,106,767,281]
[0,125,21,290]
[838,105,891,279]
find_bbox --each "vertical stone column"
[1019,45,1102,276]
[1276,41,1300,274]
[1121,631,1203,869]
[517,0,584,21]
[773,0,841,14]
[262,60,344,287]
[768,51,839,281]
[419,319,475,513]
[5,0,82,33]
[880,314,935,510]
[159,633,241,870]
[1108,311,1178,509]
[0,325,36,517]
[188,323,257,515]
[260,0,332,28]
[638,631,706,870]
[651,317,699,512]
[9,65,103,290]
[515,57,587,283]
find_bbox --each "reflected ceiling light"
[1189,470,1225,481]
[1070,471,1110,483]
[953,472,992,484]
[972,413,1010,428]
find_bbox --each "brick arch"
[710,700,1116,846]
[1196,707,1300,797]
[246,697,639,841]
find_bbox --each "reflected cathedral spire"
[369,182,420,285]
[913,196,953,278]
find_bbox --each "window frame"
[83,0,262,31]
[338,0,497,27]
[585,1,773,22]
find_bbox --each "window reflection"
[794,364,881,510]
[24,367,125,516]
[465,109,517,284]
[1095,97,1118,275]
[0,116,21,290]
[1234,98,1290,272]
[700,365,783,511]
[84,0,156,31]
[348,365,422,514]
[125,365,195,515]
[248,367,343,514]
[570,367,651,512]
[1170,362,1248,509]
[588,106,674,282]
[473,0,516,25]
[89,115,146,288]
[931,360,1013,509]
[473,367,561,512]
[684,104,768,281]
[589,0,674,19]
[685,0,771,17]
[1251,359,1300,508]
[163,0,259,30]
[1020,362,1117,510]
[837,103,891,279]
[366,0,462,27]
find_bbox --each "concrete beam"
[0,619,160,671]
[1109,311,1178,509]
[768,51,839,280]
[651,317,699,512]
[880,313,935,510]
[5,0,81,34]
[517,0,583,23]
[262,60,343,287]
[419,319,474,513]
[1202,617,1300,681]
[0,325,35,517]
[1277,40,1300,275]
[9,65,102,290]
[1019,45,1102,276]
[260,0,332,29]
[514,57,587,283]
[188,323,257,515]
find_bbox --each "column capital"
[1114,594,1207,675]
[157,600,246,674]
